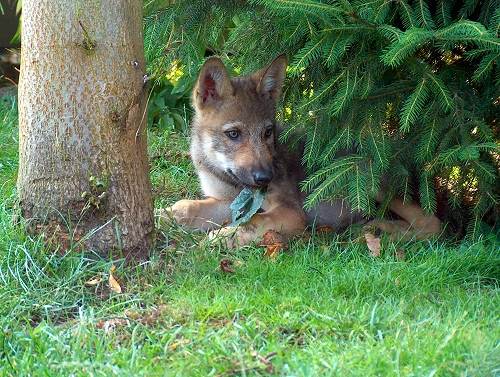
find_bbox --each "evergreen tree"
[144,0,499,237]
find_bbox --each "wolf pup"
[166,55,441,247]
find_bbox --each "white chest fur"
[198,169,240,200]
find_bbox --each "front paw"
[162,200,200,227]
[208,226,256,249]
[208,226,238,248]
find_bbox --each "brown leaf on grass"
[364,232,381,257]
[85,276,102,286]
[260,230,286,246]
[220,259,235,274]
[109,265,122,293]
[263,243,284,260]
[260,230,287,260]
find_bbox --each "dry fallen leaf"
[85,276,102,286]
[263,243,284,260]
[220,259,235,273]
[364,232,381,257]
[260,230,287,260]
[260,230,286,246]
[109,265,122,293]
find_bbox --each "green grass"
[0,96,499,376]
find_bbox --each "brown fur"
[164,56,441,247]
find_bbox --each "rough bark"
[17,0,154,257]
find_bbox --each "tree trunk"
[17,0,154,257]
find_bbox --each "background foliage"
[144,0,499,238]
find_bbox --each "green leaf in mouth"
[229,188,266,227]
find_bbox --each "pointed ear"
[194,57,233,109]
[256,54,287,102]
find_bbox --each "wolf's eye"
[264,127,273,138]
[225,130,240,140]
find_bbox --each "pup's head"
[192,55,287,188]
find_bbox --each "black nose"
[252,169,273,186]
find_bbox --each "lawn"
[0,95,499,376]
